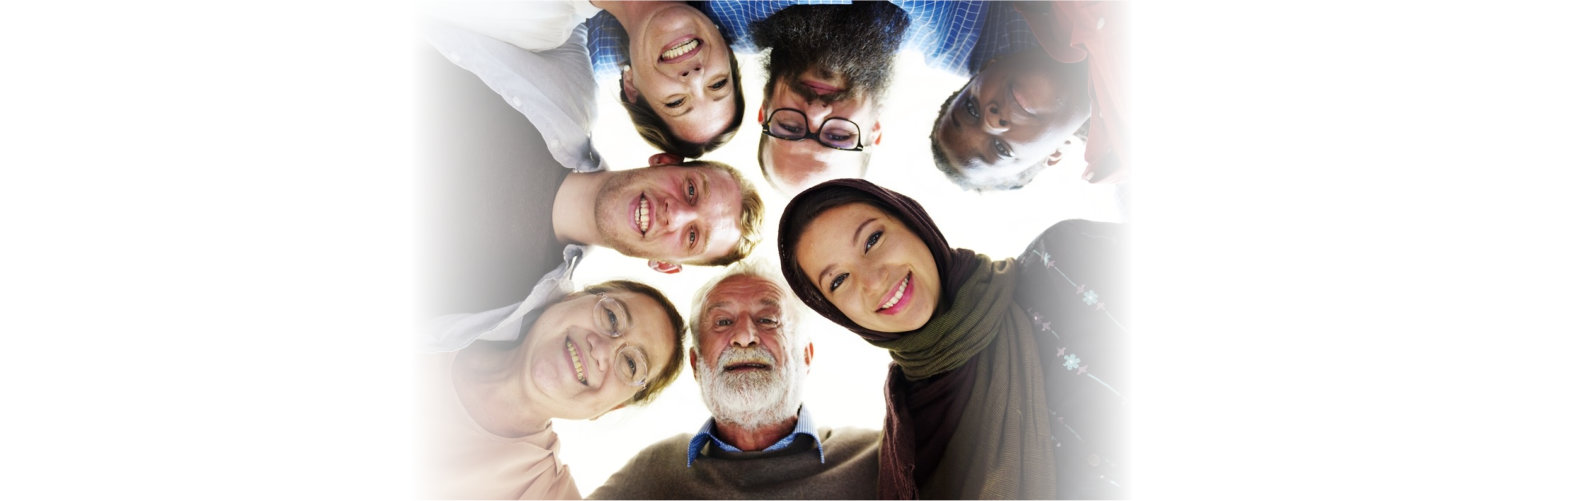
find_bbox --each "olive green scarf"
[870,254,1057,499]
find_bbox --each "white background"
[3,1,1579,499]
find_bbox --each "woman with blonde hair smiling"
[417,280,687,499]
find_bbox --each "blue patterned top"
[966,1,1039,74]
[686,405,824,467]
[584,0,990,77]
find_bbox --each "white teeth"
[567,339,586,384]
[638,198,650,234]
[661,39,699,61]
[880,275,909,310]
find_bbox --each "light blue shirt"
[686,406,824,467]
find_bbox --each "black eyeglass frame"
[759,108,866,152]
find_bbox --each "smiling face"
[691,274,806,427]
[593,165,744,265]
[934,51,1091,187]
[794,203,941,333]
[522,291,679,420]
[759,75,879,193]
[624,3,738,144]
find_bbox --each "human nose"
[983,101,1009,134]
[727,317,759,347]
[585,331,614,375]
[859,269,890,298]
[678,63,703,79]
[662,198,698,230]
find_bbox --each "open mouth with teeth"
[724,360,772,373]
[876,271,914,315]
[632,194,651,236]
[566,337,588,385]
[660,37,701,63]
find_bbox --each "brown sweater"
[587,427,881,500]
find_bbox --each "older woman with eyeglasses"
[417,280,686,500]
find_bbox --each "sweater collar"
[687,405,823,467]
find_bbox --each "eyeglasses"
[761,108,865,151]
[591,293,651,388]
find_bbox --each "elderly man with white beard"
[588,261,880,500]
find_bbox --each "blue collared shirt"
[685,406,824,467]
[965,1,1039,74]
[584,1,989,78]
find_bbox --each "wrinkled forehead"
[934,90,976,169]
[708,274,787,306]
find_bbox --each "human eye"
[709,77,728,91]
[688,227,698,249]
[992,139,1014,159]
[965,95,980,120]
[757,317,781,328]
[665,97,685,108]
[829,272,848,292]
[714,316,734,327]
[864,230,883,253]
[601,304,621,335]
[686,179,697,202]
[622,353,638,377]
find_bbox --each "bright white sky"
[555,47,1128,491]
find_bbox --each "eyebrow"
[608,295,632,316]
[704,302,733,316]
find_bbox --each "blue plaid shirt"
[685,405,824,467]
[966,1,1039,74]
[584,1,990,77]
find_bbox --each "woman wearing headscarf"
[417,280,688,499]
[777,179,1127,499]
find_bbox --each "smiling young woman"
[419,0,744,159]
[777,179,1130,499]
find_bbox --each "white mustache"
[714,346,776,372]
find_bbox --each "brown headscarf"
[778,179,1056,499]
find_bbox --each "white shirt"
[420,6,611,351]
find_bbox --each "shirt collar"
[686,405,823,467]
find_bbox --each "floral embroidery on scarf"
[1082,289,1099,306]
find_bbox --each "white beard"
[696,345,804,430]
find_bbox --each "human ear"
[648,260,682,274]
[649,152,684,166]
[689,349,700,380]
[621,66,639,103]
[871,121,883,146]
[803,342,815,366]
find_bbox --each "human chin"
[662,109,727,145]
[699,349,795,426]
